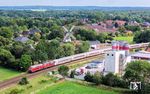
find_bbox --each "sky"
[0,0,150,7]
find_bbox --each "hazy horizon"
[0,0,150,7]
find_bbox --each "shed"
[14,36,29,43]
[88,40,100,49]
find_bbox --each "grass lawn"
[0,74,55,94]
[114,36,133,43]
[0,66,22,82]
[38,81,118,94]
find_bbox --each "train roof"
[131,51,150,59]
[30,64,43,68]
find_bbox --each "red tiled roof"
[115,20,126,26]
[86,24,117,33]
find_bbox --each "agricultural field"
[114,36,134,43]
[38,81,118,94]
[0,66,22,82]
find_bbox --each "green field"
[38,81,118,94]
[114,36,133,43]
[0,74,56,94]
[0,66,22,82]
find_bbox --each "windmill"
[62,26,76,42]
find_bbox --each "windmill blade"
[70,26,75,32]
[62,26,68,32]
[63,33,70,41]
[70,34,76,40]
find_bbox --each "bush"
[26,85,33,89]
[39,79,47,84]
[8,88,23,94]
[58,65,69,77]
[140,83,150,94]
[19,77,29,85]
[84,72,94,82]
[70,70,75,78]
[102,73,127,88]
[92,72,102,85]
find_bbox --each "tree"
[47,39,63,59]
[48,25,64,40]
[62,43,75,56]
[125,25,141,32]
[0,48,15,68]
[123,61,150,93]
[123,61,150,83]
[102,73,127,88]
[118,26,126,33]
[20,54,32,71]
[0,36,10,46]
[0,27,13,38]
[19,77,29,85]
[10,43,24,58]
[70,70,75,78]
[76,41,90,53]
[32,50,48,64]
[133,30,150,43]
[93,72,102,85]
[32,40,49,63]
[58,65,69,77]
[97,33,107,43]
[75,29,97,41]
[32,32,41,41]
[114,22,119,28]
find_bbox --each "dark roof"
[29,29,41,35]
[22,31,29,35]
[88,40,100,45]
[14,36,29,43]
[143,22,150,26]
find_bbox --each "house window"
[112,54,114,56]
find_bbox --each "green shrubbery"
[8,88,24,94]
[18,77,29,85]
[84,72,127,88]
[70,70,75,78]
[58,65,69,77]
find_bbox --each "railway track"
[0,54,101,90]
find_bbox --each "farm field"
[114,36,133,43]
[38,81,118,94]
[0,66,22,82]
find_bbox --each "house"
[88,40,100,49]
[128,21,140,26]
[28,28,41,35]
[87,24,117,33]
[115,20,126,27]
[142,22,150,27]
[14,36,29,43]
[105,20,114,28]
[22,31,30,36]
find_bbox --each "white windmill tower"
[63,26,76,42]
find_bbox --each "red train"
[28,61,55,73]
[28,48,111,73]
